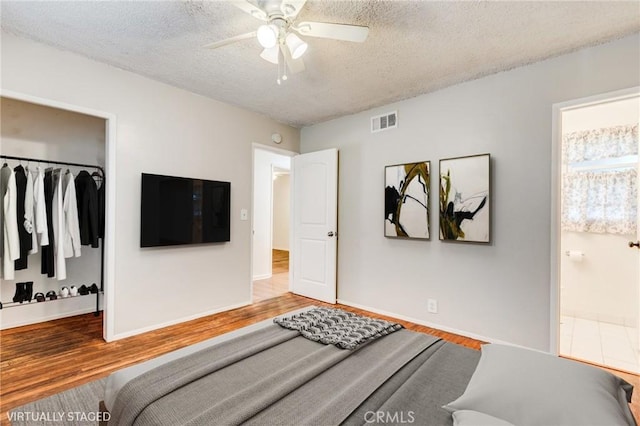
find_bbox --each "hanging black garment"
[14,165,32,270]
[41,169,55,277]
[74,170,99,248]
[0,163,9,260]
[94,170,105,240]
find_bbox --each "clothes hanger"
[92,169,104,189]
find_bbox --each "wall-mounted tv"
[140,173,230,247]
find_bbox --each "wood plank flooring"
[1,292,638,423]
[252,249,290,302]
[253,273,289,302]
[271,249,289,274]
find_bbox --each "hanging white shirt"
[32,166,49,249]
[25,166,37,254]
[1,165,20,280]
[51,169,67,280]
[63,171,81,258]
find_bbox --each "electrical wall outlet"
[427,299,438,314]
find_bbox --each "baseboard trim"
[109,300,252,341]
[337,299,536,351]
[0,306,102,330]
[253,273,272,281]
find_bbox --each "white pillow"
[452,410,514,426]
[443,344,636,426]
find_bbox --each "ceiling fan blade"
[280,0,307,19]
[231,0,268,21]
[281,43,305,74]
[294,21,369,42]
[203,32,256,50]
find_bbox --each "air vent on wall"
[371,111,398,133]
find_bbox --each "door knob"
[629,241,640,249]
[327,231,336,237]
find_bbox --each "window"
[561,124,638,235]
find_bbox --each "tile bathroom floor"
[560,315,639,374]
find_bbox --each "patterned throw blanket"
[274,307,403,350]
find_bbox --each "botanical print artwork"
[439,154,490,243]
[385,162,430,239]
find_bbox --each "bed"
[102,307,636,426]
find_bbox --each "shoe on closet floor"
[46,290,58,300]
[78,285,89,296]
[12,282,26,303]
[89,283,99,294]
[60,286,69,298]
[34,292,45,302]
[24,281,34,303]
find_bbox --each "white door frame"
[549,86,640,355]
[250,143,297,301]
[0,88,118,342]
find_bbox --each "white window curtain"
[562,124,638,163]
[561,124,638,235]
[562,169,637,235]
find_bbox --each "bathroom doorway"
[557,93,640,373]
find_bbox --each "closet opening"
[552,89,640,374]
[0,93,115,341]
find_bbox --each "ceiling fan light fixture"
[286,32,308,59]
[257,24,278,48]
[260,46,279,64]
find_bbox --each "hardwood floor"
[252,249,290,302]
[1,293,637,423]
[272,249,289,274]
[253,273,289,302]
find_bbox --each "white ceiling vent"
[371,111,398,133]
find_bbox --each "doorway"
[0,89,116,341]
[251,146,294,303]
[556,93,640,373]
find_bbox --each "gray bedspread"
[109,324,479,426]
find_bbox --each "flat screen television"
[140,173,230,247]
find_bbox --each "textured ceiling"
[2,1,639,128]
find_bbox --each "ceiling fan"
[204,0,369,84]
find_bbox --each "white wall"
[1,32,300,339]
[252,148,291,280]
[0,97,105,328]
[301,34,640,351]
[272,174,290,251]
[560,97,640,326]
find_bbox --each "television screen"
[140,173,230,247]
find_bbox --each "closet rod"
[0,153,104,317]
[0,154,105,176]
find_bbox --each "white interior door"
[291,148,338,303]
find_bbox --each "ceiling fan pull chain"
[277,45,285,84]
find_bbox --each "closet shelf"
[0,291,103,310]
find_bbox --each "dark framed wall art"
[385,161,430,239]
[439,154,490,243]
